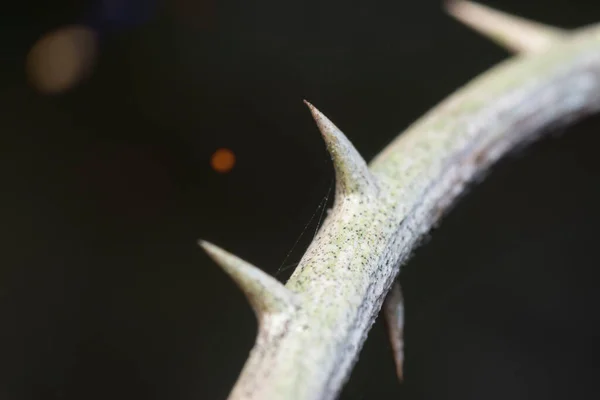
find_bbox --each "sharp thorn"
[384,281,405,382]
[303,100,378,198]
[199,240,297,318]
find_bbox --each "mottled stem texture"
[200,2,600,399]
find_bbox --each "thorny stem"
[200,2,600,399]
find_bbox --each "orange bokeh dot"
[210,148,236,173]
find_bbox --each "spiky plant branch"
[200,2,600,399]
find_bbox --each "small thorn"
[303,100,377,197]
[199,240,297,318]
[445,0,565,54]
[384,281,405,382]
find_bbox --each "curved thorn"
[445,0,565,54]
[304,100,378,197]
[199,240,297,318]
[384,281,405,382]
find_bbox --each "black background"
[2,0,600,399]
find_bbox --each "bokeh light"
[26,25,97,94]
[210,148,236,173]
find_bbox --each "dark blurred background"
[2,0,600,399]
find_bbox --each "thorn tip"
[199,240,296,318]
[303,100,377,197]
[384,282,405,383]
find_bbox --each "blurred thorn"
[444,0,565,54]
[26,25,98,94]
[384,281,405,382]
